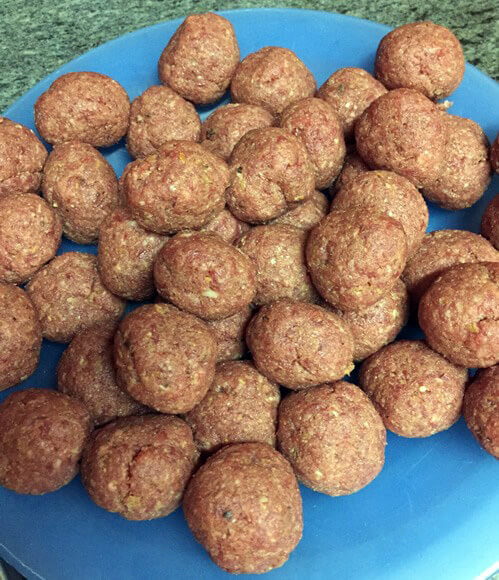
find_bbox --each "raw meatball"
[207,306,252,362]
[98,207,166,301]
[402,229,499,302]
[482,195,499,249]
[280,97,346,189]
[332,170,428,256]
[355,88,446,188]
[306,209,408,311]
[81,415,198,520]
[491,134,499,172]
[154,231,256,320]
[183,442,302,574]
[0,282,41,391]
[158,12,239,104]
[201,208,251,244]
[317,68,387,139]
[419,262,499,368]
[0,117,47,196]
[226,127,315,223]
[26,252,125,343]
[334,151,369,192]
[185,361,280,453]
[270,189,329,231]
[123,140,228,234]
[200,103,274,161]
[359,340,467,437]
[237,224,318,305]
[0,388,92,494]
[375,21,465,99]
[127,85,201,159]
[34,71,130,147]
[57,326,147,426]
[247,301,354,389]
[0,193,62,284]
[231,46,316,117]
[114,304,217,414]
[278,381,386,495]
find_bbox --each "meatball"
[0,388,92,494]
[0,282,41,391]
[200,103,274,161]
[270,189,329,231]
[41,141,119,244]
[280,97,346,189]
[81,415,198,520]
[98,207,166,301]
[247,301,354,389]
[306,209,408,311]
[419,262,499,367]
[481,195,499,249]
[123,140,228,234]
[317,67,388,139]
[355,88,446,188]
[359,340,467,437]
[278,382,386,495]
[237,224,318,305]
[34,71,130,147]
[491,134,499,173]
[183,442,302,574]
[0,193,62,285]
[114,304,217,414]
[201,208,251,244]
[207,306,252,362]
[154,231,256,320]
[334,151,369,192]
[231,46,316,117]
[375,21,465,100]
[26,252,125,343]
[0,117,47,196]
[226,127,315,223]
[158,12,239,104]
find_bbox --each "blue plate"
[1,8,498,580]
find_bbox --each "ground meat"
[359,340,467,437]
[0,388,92,494]
[81,415,198,519]
[34,72,130,147]
[334,151,369,192]
[183,442,302,574]
[26,252,125,343]
[246,300,354,389]
[270,189,329,231]
[0,193,62,285]
[419,262,499,368]
[491,134,499,172]
[117,159,139,204]
[158,12,239,104]
[230,46,316,117]
[278,381,386,495]
[207,306,252,362]
[201,208,251,244]
[482,195,499,250]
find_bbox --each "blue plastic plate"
[1,8,498,580]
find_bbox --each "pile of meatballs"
[0,12,498,575]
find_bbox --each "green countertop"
[0,0,497,113]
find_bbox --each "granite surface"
[0,0,497,112]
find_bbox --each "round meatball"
[34,72,130,147]
[226,127,315,223]
[0,388,92,494]
[481,195,499,249]
[154,231,256,320]
[0,117,47,196]
[183,442,303,575]
[207,306,252,362]
[463,365,499,458]
[200,103,274,161]
[355,88,446,188]
[114,304,217,414]
[237,224,318,305]
[317,67,388,139]
[185,361,280,453]
[0,193,62,284]
[360,340,467,437]
[490,134,499,173]
[26,252,125,343]
[419,262,499,367]
[247,301,354,389]
[270,189,329,231]
[334,151,369,192]
[278,382,386,495]
[375,21,465,100]
[82,415,198,520]
[201,208,251,244]
[158,12,239,104]
[306,209,408,311]
[123,140,228,234]
[0,283,41,391]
